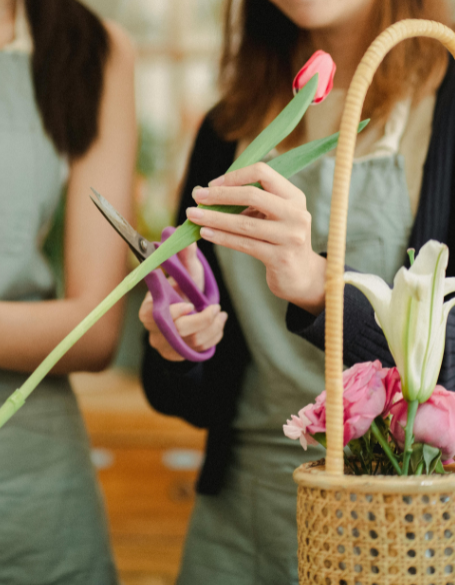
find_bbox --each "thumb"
[177,243,205,291]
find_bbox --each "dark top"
[142,58,455,495]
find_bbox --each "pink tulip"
[292,50,336,104]
[284,361,402,449]
[390,386,455,461]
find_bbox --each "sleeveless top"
[0,6,118,583]
[0,0,66,301]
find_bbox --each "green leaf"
[434,459,446,475]
[229,75,318,173]
[201,120,370,217]
[268,120,369,178]
[410,443,423,474]
[423,444,442,475]
[312,433,327,449]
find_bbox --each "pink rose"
[382,367,403,415]
[283,410,319,450]
[390,386,455,461]
[284,361,402,449]
[292,50,336,104]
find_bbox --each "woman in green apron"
[140,0,455,583]
[0,1,136,583]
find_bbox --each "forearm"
[0,297,123,374]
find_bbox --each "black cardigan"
[142,58,455,495]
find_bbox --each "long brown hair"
[214,0,452,143]
[24,0,110,159]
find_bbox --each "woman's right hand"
[139,243,228,362]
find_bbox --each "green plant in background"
[136,121,160,178]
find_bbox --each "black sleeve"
[286,284,395,368]
[141,113,250,429]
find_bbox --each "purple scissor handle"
[90,191,220,362]
[144,227,219,362]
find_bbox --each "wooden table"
[72,369,206,585]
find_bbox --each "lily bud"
[292,50,336,104]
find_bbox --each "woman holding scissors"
[140,0,455,583]
[0,0,135,583]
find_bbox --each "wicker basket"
[294,19,455,585]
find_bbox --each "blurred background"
[61,2,455,585]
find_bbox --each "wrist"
[290,253,326,315]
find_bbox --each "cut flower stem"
[402,399,419,475]
[370,418,402,475]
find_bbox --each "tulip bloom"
[293,50,336,103]
[345,240,455,403]
[390,386,455,461]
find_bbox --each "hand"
[139,243,228,361]
[186,162,326,314]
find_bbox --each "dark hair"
[214,0,452,143]
[24,0,110,159]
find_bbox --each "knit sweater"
[142,58,455,495]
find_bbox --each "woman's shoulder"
[103,20,136,68]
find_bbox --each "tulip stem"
[370,419,402,475]
[402,399,419,475]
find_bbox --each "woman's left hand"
[187,162,327,315]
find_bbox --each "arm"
[0,23,136,374]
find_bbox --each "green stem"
[415,461,424,476]
[370,419,402,476]
[0,224,200,429]
[402,400,419,476]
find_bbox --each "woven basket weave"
[294,20,455,585]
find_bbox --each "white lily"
[344,240,455,403]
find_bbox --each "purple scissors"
[90,190,220,362]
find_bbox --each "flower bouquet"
[285,242,455,479]
[288,19,455,585]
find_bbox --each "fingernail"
[185,303,195,312]
[209,175,225,187]
[200,227,214,239]
[212,304,221,316]
[192,187,209,201]
[219,312,228,323]
[186,207,204,220]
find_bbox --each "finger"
[182,311,228,352]
[139,293,194,332]
[177,243,205,291]
[193,184,284,220]
[198,227,274,264]
[174,304,221,338]
[186,205,284,245]
[208,162,303,201]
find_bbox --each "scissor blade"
[90,189,153,262]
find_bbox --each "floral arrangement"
[284,241,455,476]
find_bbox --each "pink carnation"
[284,361,402,449]
[390,385,455,461]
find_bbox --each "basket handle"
[324,19,455,475]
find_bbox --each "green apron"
[0,51,118,585]
[177,102,414,584]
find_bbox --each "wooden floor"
[72,369,206,585]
